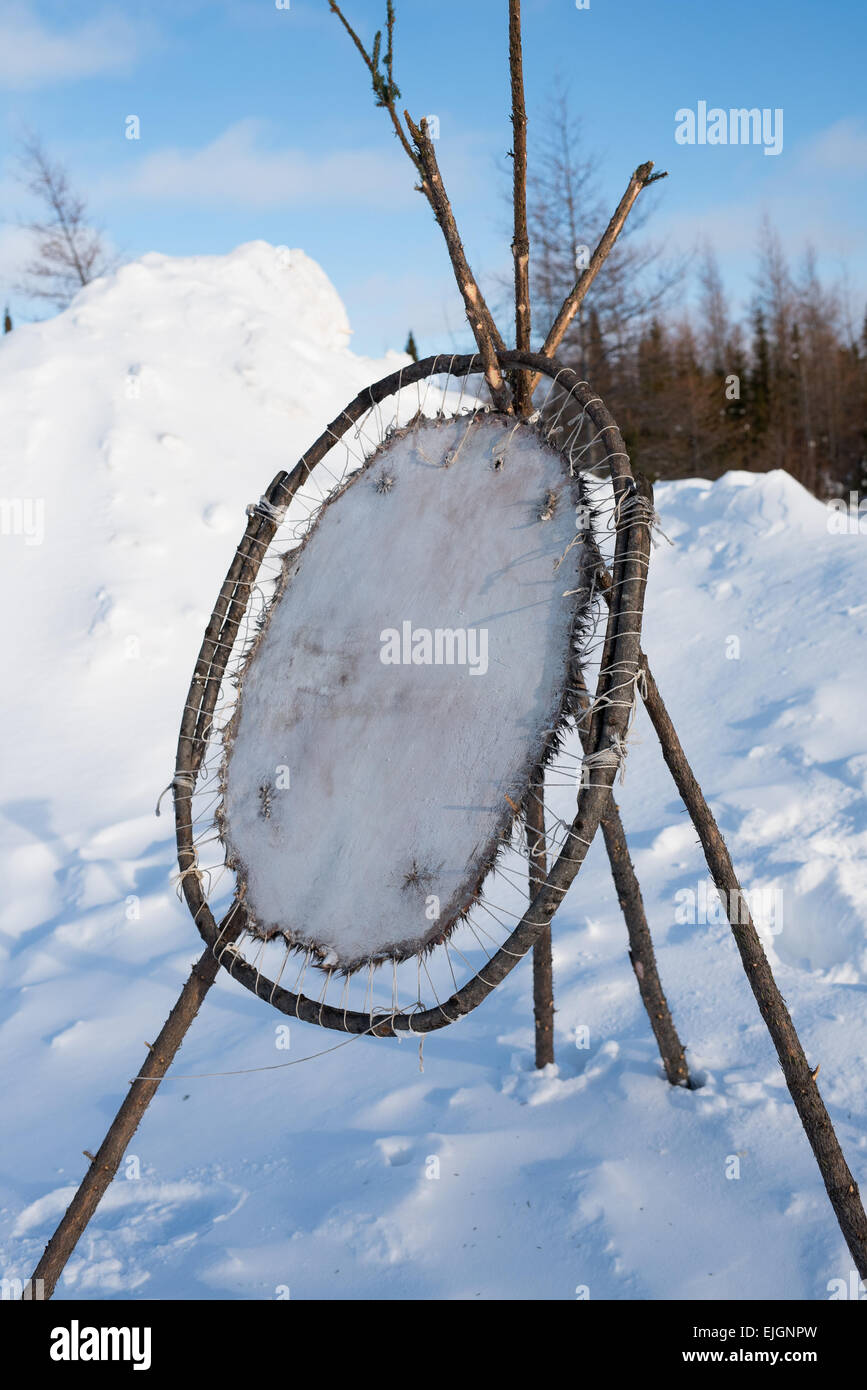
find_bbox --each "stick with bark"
[587,561,867,1274]
[573,665,689,1086]
[25,923,244,1300]
[508,0,532,416]
[329,3,510,411]
[639,656,867,1276]
[505,0,554,1068]
[525,769,554,1068]
[526,160,666,394]
[403,113,509,410]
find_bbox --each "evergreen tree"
[748,307,772,458]
[3,306,11,334]
[404,330,419,362]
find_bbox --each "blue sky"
[1,0,865,355]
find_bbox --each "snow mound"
[0,241,406,851]
[1,241,865,1300]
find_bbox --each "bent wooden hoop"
[173,349,653,1035]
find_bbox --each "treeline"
[561,241,867,499]
[525,93,866,498]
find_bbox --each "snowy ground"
[1,244,865,1301]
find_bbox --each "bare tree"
[697,243,730,375]
[15,133,113,310]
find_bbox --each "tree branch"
[509,0,532,416]
[590,561,867,1275]
[404,112,510,409]
[525,768,554,1067]
[573,663,689,1086]
[26,926,244,1300]
[529,160,667,390]
[327,1,418,167]
[329,3,511,411]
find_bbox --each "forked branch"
[327,0,416,165]
[329,1,510,410]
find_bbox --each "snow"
[222,414,582,968]
[1,242,866,1301]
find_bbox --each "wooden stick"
[508,0,532,416]
[327,1,418,168]
[636,655,867,1276]
[572,664,690,1086]
[527,161,666,393]
[506,1,548,1054]
[404,113,510,410]
[25,928,242,1300]
[525,770,554,1068]
[328,3,510,411]
[584,543,866,1259]
[599,806,689,1085]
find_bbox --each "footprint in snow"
[375,1137,415,1167]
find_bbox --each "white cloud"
[0,3,143,89]
[799,119,867,174]
[105,119,416,209]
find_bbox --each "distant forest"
[523,94,866,499]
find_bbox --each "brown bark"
[599,804,689,1086]
[505,12,546,1062]
[404,113,510,410]
[508,0,532,417]
[25,930,242,1300]
[528,161,666,393]
[573,663,690,1087]
[582,554,867,1265]
[328,5,510,412]
[525,770,554,1068]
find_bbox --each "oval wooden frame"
[173,349,653,1036]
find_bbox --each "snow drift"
[1,243,865,1301]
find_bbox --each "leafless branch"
[329,2,510,410]
[508,0,532,415]
[529,159,667,390]
[327,2,418,168]
[590,560,867,1275]
[404,112,509,408]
